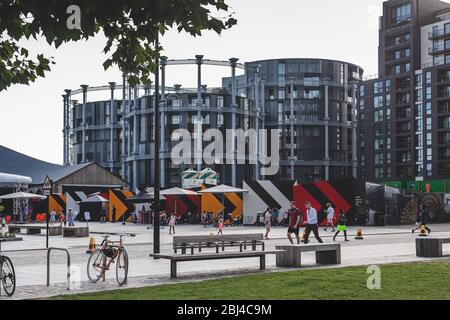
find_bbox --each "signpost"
[43,175,52,248]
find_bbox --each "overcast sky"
[0,0,387,164]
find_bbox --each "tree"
[0,0,237,91]
[0,200,4,213]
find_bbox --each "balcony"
[429,44,450,56]
[438,89,450,99]
[428,28,450,40]
[387,15,412,31]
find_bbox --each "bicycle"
[0,240,16,297]
[87,233,135,286]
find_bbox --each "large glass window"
[426,117,432,130]
[416,103,423,117]
[426,133,432,146]
[374,96,383,108]
[374,153,384,165]
[374,139,384,150]
[426,102,432,115]
[416,74,422,87]
[446,23,450,34]
[406,63,411,72]
[395,4,411,23]
[426,72,432,84]
[374,110,384,122]
[373,81,383,94]
[446,55,450,65]
[385,80,391,92]
[359,85,365,97]
[426,87,432,100]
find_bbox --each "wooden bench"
[275,243,341,267]
[173,234,264,254]
[416,237,450,257]
[8,224,62,236]
[150,250,282,278]
[63,227,89,237]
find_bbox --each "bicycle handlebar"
[99,232,136,238]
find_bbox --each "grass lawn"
[53,261,450,300]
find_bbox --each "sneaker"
[411,229,414,234]
[333,237,336,242]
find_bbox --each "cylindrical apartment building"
[63,57,363,189]
[242,58,364,182]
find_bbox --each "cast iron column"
[109,82,116,173]
[80,85,89,163]
[230,58,238,187]
[153,33,161,256]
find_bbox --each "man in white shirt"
[303,201,323,244]
[324,203,335,232]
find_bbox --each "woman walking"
[333,209,349,242]
[168,213,177,235]
[67,209,75,227]
[217,218,224,236]
[49,208,57,225]
[264,207,272,240]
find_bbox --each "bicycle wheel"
[87,249,106,283]
[116,248,129,286]
[1,256,16,297]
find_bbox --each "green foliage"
[0,0,237,90]
[0,199,4,213]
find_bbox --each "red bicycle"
[87,233,134,286]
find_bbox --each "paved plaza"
[2,222,450,300]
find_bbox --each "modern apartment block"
[63,57,363,190]
[359,0,450,184]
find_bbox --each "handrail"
[3,247,71,291]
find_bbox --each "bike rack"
[3,247,71,291]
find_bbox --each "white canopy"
[0,192,46,200]
[82,195,109,203]
[0,172,32,185]
[199,184,248,194]
[160,187,199,196]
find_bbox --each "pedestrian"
[1,217,6,230]
[60,211,66,227]
[303,201,324,244]
[217,218,224,236]
[287,202,302,244]
[412,205,431,235]
[324,203,335,232]
[111,205,116,223]
[264,207,272,240]
[271,207,279,226]
[67,209,75,227]
[168,213,177,235]
[22,204,28,223]
[100,205,107,223]
[49,208,57,225]
[333,209,349,242]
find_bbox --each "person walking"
[264,207,272,240]
[67,209,75,227]
[168,213,177,235]
[100,205,107,223]
[333,209,349,242]
[60,211,66,227]
[217,218,224,236]
[324,203,335,232]
[287,202,302,244]
[412,205,431,235]
[49,208,57,225]
[111,205,116,223]
[303,201,324,244]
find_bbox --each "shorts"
[287,226,300,235]
[337,225,347,232]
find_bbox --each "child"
[217,218,224,236]
[168,213,177,235]
[60,211,66,227]
[333,209,349,242]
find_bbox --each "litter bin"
[374,212,386,226]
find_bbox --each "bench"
[275,243,341,267]
[63,227,89,237]
[8,224,62,236]
[173,234,264,254]
[150,250,282,278]
[416,237,450,257]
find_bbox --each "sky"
[0,0,386,164]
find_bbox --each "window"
[386,94,391,107]
[395,65,401,75]
[434,56,440,66]
[374,110,384,122]
[416,74,422,87]
[386,137,392,150]
[433,25,440,36]
[416,103,423,117]
[406,63,411,72]
[171,114,181,125]
[395,36,401,45]
[359,85,365,97]
[374,96,383,108]
[426,117,432,130]
[385,80,391,92]
[386,153,392,164]
[278,62,285,82]
[446,23,450,34]
[427,148,432,161]
[426,133,432,146]
[386,108,391,121]
[374,153,384,165]
[359,99,365,110]
[446,39,450,50]
[446,55,450,65]
[416,89,422,101]
[417,133,423,147]
[374,139,384,150]
[278,88,285,100]
[395,51,401,60]
[374,124,384,136]
[278,102,283,123]
[405,33,411,40]
[394,4,411,23]
[416,119,423,132]
[426,102,432,115]
[405,48,410,57]
[426,72,432,84]
[373,81,383,94]
[426,87,432,100]
[426,164,432,177]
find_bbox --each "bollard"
[355,227,364,240]
[86,236,96,253]
[419,225,428,237]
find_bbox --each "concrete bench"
[275,243,342,267]
[416,237,450,257]
[8,224,62,236]
[173,234,264,254]
[63,227,89,237]
[150,250,283,278]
